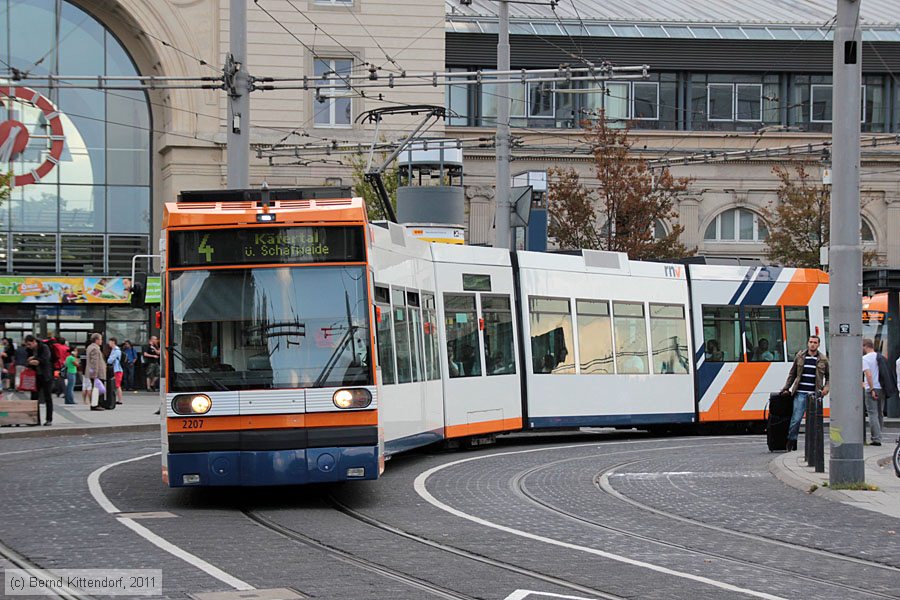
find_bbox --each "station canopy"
[445,0,900,41]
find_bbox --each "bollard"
[815,393,825,473]
[805,393,815,465]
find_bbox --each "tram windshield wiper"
[167,344,229,391]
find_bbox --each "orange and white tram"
[159,189,829,487]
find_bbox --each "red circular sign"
[0,86,65,187]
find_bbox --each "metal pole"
[815,394,826,473]
[227,0,250,189]
[494,0,511,250]
[805,394,814,465]
[829,0,865,486]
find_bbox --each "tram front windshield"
[169,266,371,391]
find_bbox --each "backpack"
[44,338,60,367]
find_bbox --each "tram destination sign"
[169,226,365,267]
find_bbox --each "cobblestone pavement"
[0,431,898,600]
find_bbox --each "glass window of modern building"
[0,0,154,348]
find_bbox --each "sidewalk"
[770,436,900,519]
[0,390,161,439]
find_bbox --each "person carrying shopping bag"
[86,333,106,411]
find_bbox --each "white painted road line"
[87,452,254,592]
[413,442,788,600]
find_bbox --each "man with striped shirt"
[782,335,830,452]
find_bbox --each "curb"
[767,452,852,501]
[0,423,160,439]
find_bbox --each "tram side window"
[823,306,829,343]
[482,295,516,376]
[445,293,482,378]
[702,305,741,362]
[745,306,785,362]
[407,291,424,383]
[374,286,395,385]
[784,306,810,359]
[530,297,575,374]
[576,299,614,374]
[613,302,649,374]
[422,293,441,381]
[649,304,689,374]
[392,288,413,383]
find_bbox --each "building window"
[708,83,762,121]
[653,220,668,240]
[584,81,659,123]
[446,68,470,126]
[810,84,866,122]
[108,235,149,275]
[61,235,104,274]
[862,218,876,243]
[12,233,57,273]
[313,57,353,127]
[704,208,769,242]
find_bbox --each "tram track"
[242,509,479,600]
[511,457,900,599]
[326,495,628,600]
[0,538,93,600]
[595,461,900,575]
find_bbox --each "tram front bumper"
[167,445,379,486]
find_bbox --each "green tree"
[762,165,829,268]
[547,115,693,261]
[347,152,398,221]
[762,164,877,268]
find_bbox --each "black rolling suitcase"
[766,391,792,451]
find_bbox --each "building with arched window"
[1,0,899,352]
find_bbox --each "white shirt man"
[862,339,883,446]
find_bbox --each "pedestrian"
[1,337,14,390]
[51,337,71,398]
[876,350,897,413]
[86,333,105,411]
[14,340,28,390]
[862,338,884,446]
[122,340,138,391]
[107,338,123,406]
[144,335,160,391]
[64,347,79,405]
[24,335,54,426]
[781,335,830,452]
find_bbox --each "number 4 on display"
[199,234,214,263]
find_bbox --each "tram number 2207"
[181,419,204,430]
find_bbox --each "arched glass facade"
[0,0,151,275]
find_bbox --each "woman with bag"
[86,333,106,411]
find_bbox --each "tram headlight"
[172,394,212,415]
[333,388,372,409]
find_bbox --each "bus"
[160,189,380,487]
